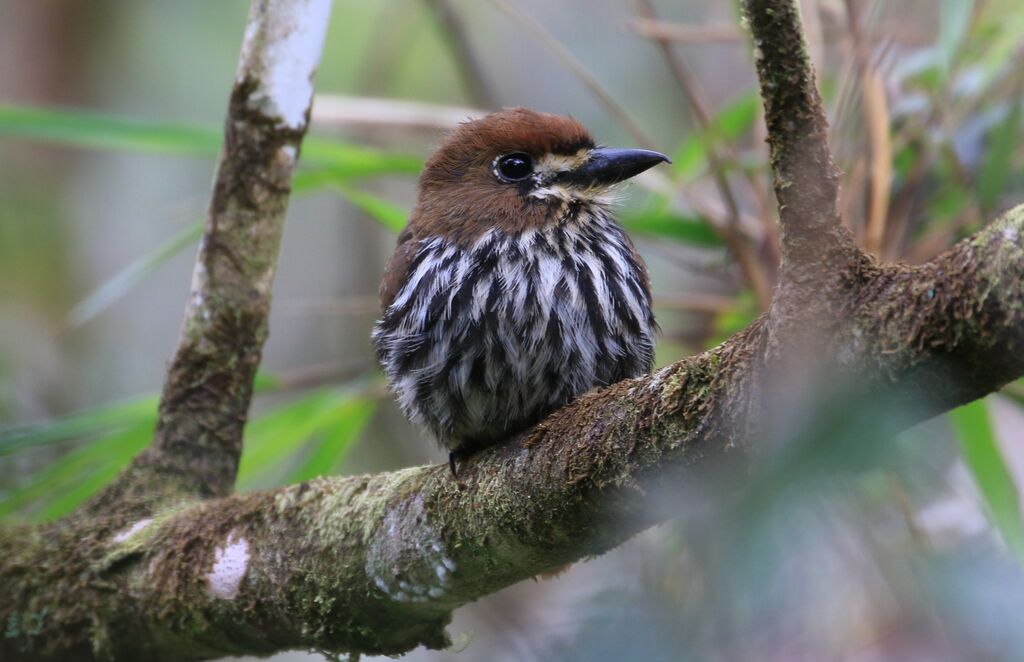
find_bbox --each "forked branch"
[2,1,1024,660]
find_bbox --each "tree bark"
[3,0,1024,659]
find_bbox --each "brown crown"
[420,107,595,188]
[401,108,597,245]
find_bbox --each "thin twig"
[633,0,774,309]
[489,0,658,150]
[623,18,745,43]
[844,0,892,257]
[313,94,484,131]
[423,0,499,109]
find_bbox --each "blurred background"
[2,0,1024,660]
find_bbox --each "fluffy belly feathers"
[372,220,656,453]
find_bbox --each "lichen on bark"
[4,0,1024,660]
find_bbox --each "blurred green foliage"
[0,10,1023,644]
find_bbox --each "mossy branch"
[4,206,1024,660]
[3,0,1024,660]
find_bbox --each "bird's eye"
[495,153,534,182]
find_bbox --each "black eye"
[495,153,533,182]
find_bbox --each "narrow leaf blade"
[950,399,1024,560]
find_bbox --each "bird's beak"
[559,147,671,188]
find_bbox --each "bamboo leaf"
[672,93,759,179]
[950,399,1024,560]
[238,386,372,486]
[0,396,158,456]
[620,212,722,247]
[0,104,221,155]
[0,371,285,457]
[39,462,125,521]
[290,399,376,482]
[1,419,154,521]
[66,222,204,328]
[331,183,409,232]
[64,169,412,328]
[0,104,422,178]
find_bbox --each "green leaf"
[927,181,971,222]
[62,163,417,329]
[950,399,1024,560]
[0,104,422,178]
[672,93,759,180]
[302,137,422,179]
[620,212,722,247]
[290,399,376,482]
[978,99,1022,211]
[237,386,373,486]
[66,222,203,328]
[715,93,761,139]
[0,104,221,155]
[40,463,125,521]
[331,183,409,232]
[0,396,158,456]
[1,419,153,521]
[710,290,757,346]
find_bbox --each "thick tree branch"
[5,207,1024,660]
[89,0,333,514]
[3,1,1024,660]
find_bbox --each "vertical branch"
[743,0,859,277]
[490,0,658,150]
[93,0,334,510]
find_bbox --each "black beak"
[559,147,671,188]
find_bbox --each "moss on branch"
[4,205,1023,658]
[4,0,1024,660]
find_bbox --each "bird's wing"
[378,229,420,310]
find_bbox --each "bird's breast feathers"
[372,210,656,451]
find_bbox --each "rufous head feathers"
[407,107,669,244]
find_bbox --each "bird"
[372,107,669,476]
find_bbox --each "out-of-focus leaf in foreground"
[950,399,1024,560]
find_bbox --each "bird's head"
[410,107,670,243]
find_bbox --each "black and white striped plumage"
[372,206,656,455]
[370,108,668,465]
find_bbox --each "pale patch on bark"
[206,533,250,600]
[238,0,333,129]
[366,495,457,603]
